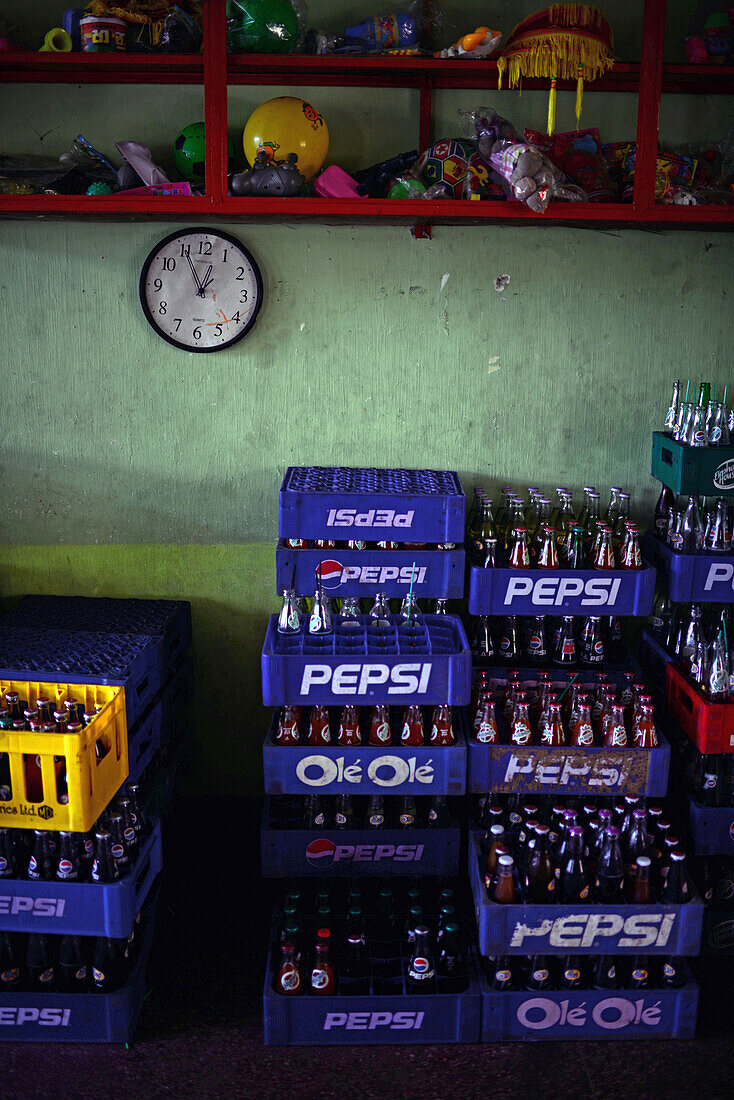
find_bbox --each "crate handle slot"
[661,447,674,467]
[680,689,694,714]
[134,675,149,700]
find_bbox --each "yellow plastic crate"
[0,679,127,832]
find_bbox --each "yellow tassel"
[576,65,584,126]
[497,56,505,90]
[547,78,557,135]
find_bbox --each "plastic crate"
[465,668,669,797]
[262,707,467,796]
[0,678,127,833]
[651,431,734,497]
[0,627,162,729]
[642,533,734,603]
[639,629,674,697]
[126,653,194,784]
[1,596,192,675]
[468,833,703,957]
[0,897,156,1043]
[260,805,460,878]
[276,545,465,599]
[665,663,734,754]
[263,919,481,1045]
[467,563,655,617]
[0,820,162,936]
[261,614,471,707]
[685,791,734,855]
[700,909,734,953]
[278,466,465,544]
[479,967,698,1041]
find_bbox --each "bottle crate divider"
[276,545,465,600]
[262,708,467,796]
[0,893,157,1044]
[0,821,162,937]
[665,663,734,754]
[261,614,471,707]
[642,533,734,604]
[639,629,674,698]
[1,596,192,678]
[278,466,465,545]
[478,966,699,1041]
[467,563,656,618]
[651,432,734,498]
[468,832,704,958]
[0,627,163,730]
[263,920,481,1046]
[684,791,734,856]
[700,909,734,953]
[0,678,127,834]
[260,799,460,878]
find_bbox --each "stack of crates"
[644,432,734,956]
[261,467,482,1045]
[0,595,192,1042]
[465,481,702,1041]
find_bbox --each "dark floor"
[3,798,734,1100]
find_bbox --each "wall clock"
[139,227,263,352]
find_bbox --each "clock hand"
[199,264,213,293]
[186,252,204,295]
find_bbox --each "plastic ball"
[174,121,236,183]
[86,181,114,195]
[416,138,490,199]
[243,96,328,180]
[225,0,298,53]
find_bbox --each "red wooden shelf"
[0,0,732,226]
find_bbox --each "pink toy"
[314,165,364,198]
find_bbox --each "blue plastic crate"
[467,564,655,617]
[276,545,465,599]
[261,614,471,706]
[278,466,465,544]
[260,808,460,879]
[0,820,162,937]
[685,791,734,856]
[0,627,162,729]
[479,967,698,1041]
[642,533,734,603]
[262,707,467,796]
[639,629,674,697]
[1,596,192,675]
[263,922,481,1045]
[652,431,734,497]
[700,909,734,953]
[468,832,704,957]
[0,900,156,1043]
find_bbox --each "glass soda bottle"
[570,697,595,746]
[310,932,336,995]
[474,696,499,744]
[540,701,565,746]
[429,704,454,745]
[407,926,436,993]
[276,704,301,746]
[337,705,362,746]
[277,943,303,995]
[537,526,558,569]
[509,696,533,746]
[492,854,519,903]
[307,704,331,746]
[400,704,424,746]
[368,704,391,746]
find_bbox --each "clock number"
[198,241,212,256]
[173,318,182,331]
[162,257,176,271]
[221,248,228,263]
[235,267,245,280]
[153,277,163,292]
[240,288,248,303]
[214,324,223,338]
[232,311,242,324]
[179,243,190,257]
[193,326,202,340]
[158,301,167,315]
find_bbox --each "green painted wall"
[0,1,732,794]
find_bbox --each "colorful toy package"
[524,127,617,201]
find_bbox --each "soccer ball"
[173,122,236,184]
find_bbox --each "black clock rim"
[138,226,264,353]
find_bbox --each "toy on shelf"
[414,138,502,200]
[313,165,363,199]
[496,4,615,134]
[243,97,329,181]
[174,122,236,185]
[686,3,734,63]
[524,127,617,202]
[353,150,419,198]
[304,7,425,55]
[434,26,501,60]
[231,151,305,196]
[39,28,73,52]
[226,0,299,53]
[80,14,127,51]
[83,1,203,52]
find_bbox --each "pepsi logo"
[306,838,337,866]
[315,560,343,591]
[412,957,430,974]
[58,859,73,873]
[729,819,734,843]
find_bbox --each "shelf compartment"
[0,52,204,84]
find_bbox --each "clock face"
[139,227,263,352]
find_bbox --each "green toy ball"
[226,0,298,53]
[173,121,236,183]
[86,181,114,195]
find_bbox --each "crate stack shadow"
[0,596,192,1042]
[641,430,734,957]
[465,482,702,1041]
[260,467,482,1045]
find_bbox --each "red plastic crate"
[665,663,734,753]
